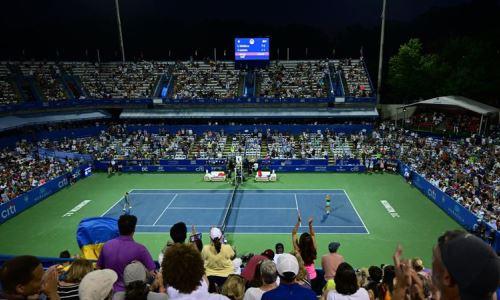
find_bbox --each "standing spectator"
[162,243,229,300]
[78,270,118,300]
[322,242,344,282]
[243,260,278,300]
[293,253,312,289]
[292,216,322,294]
[261,253,316,300]
[325,263,369,300]
[221,275,246,300]
[170,222,187,244]
[0,256,60,300]
[58,259,94,300]
[96,215,156,292]
[201,227,235,293]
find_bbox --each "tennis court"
[101,189,369,234]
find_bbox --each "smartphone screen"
[190,232,202,242]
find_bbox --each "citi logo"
[427,189,437,200]
[58,178,68,188]
[1,205,16,219]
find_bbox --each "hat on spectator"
[261,249,275,260]
[210,227,222,240]
[79,269,117,300]
[440,232,500,300]
[328,242,341,253]
[124,261,147,285]
[276,253,299,277]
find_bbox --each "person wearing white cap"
[261,253,316,300]
[78,269,118,300]
[201,227,235,293]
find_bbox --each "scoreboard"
[234,38,270,61]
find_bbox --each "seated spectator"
[58,259,94,300]
[376,265,395,300]
[201,227,235,293]
[96,215,156,292]
[58,250,72,273]
[162,243,229,299]
[243,260,278,300]
[322,241,344,282]
[410,257,432,298]
[325,263,369,300]
[261,250,274,262]
[273,243,284,265]
[261,253,316,300]
[113,261,167,300]
[0,255,60,300]
[221,274,246,300]
[363,266,382,299]
[241,255,267,284]
[78,269,118,300]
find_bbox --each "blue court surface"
[102,189,369,234]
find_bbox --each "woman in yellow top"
[201,227,236,293]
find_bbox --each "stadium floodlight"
[376,0,387,105]
[114,0,126,62]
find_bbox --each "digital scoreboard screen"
[234,38,270,61]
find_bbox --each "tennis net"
[220,183,238,233]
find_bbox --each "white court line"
[100,197,124,217]
[152,194,178,225]
[294,193,302,226]
[165,207,296,210]
[342,189,370,234]
[136,225,365,228]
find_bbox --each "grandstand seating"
[18,61,67,101]
[0,62,20,104]
[257,60,329,98]
[172,61,240,99]
[334,59,372,98]
[0,59,374,105]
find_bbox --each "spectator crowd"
[0,59,375,103]
[1,121,498,231]
[1,215,498,300]
[0,141,81,203]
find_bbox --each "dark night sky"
[2,0,475,29]
[0,0,496,60]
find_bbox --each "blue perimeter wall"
[398,163,499,252]
[0,165,92,224]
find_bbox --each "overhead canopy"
[400,96,499,115]
[120,108,379,119]
[0,111,111,132]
